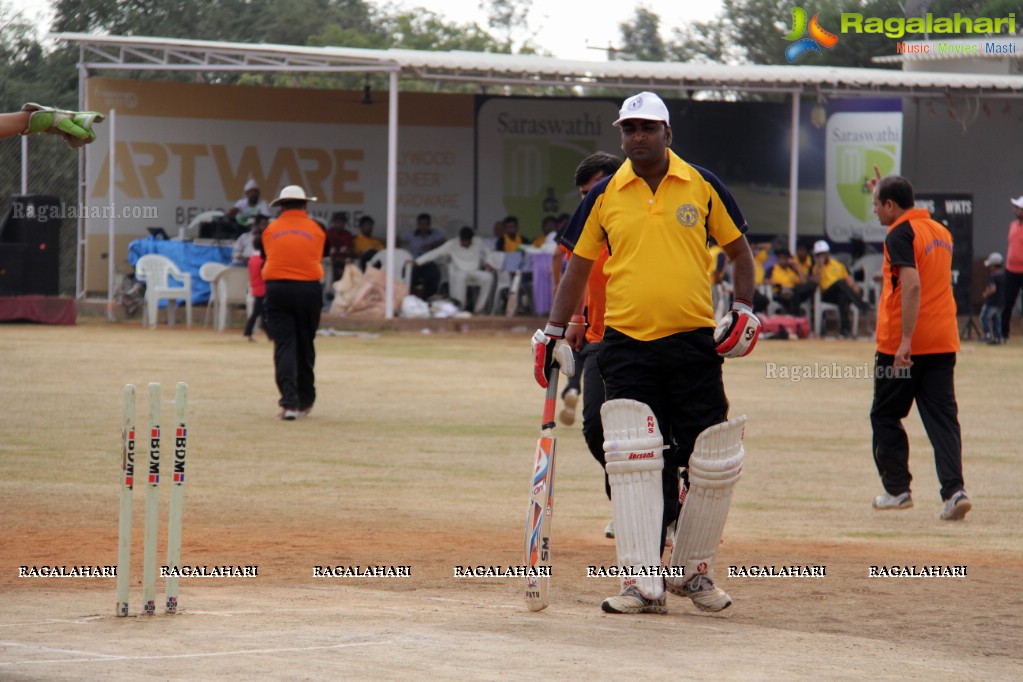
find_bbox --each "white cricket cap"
[270,185,318,206]
[812,239,831,255]
[984,252,1003,266]
[1010,195,1023,209]
[613,91,670,127]
[243,178,259,192]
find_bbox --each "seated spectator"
[354,215,385,270]
[812,239,870,338]
[769,248,812,316]
[228,179,271,230]
[532,215,558,249]
[794,239,814,279]
[495,215,524,253]
[233,213,269,265]
[414,226,495,314]
[980,252,1005,344]
[401,212,447,299]
[325,211,354,281]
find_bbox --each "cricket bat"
[505,270,522,317]
[524,363,559,611]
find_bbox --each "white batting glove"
[714,298,761,358]
[531,323,575,388]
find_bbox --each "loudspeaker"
[0,244,27,295]
[1,195,61,295]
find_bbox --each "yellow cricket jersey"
[815,258,849,291]
[770,264,802,288]
[562,150,748,341]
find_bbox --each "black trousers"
[264,281,322,410]
[822,281,868,335]
[243,295,265,338]
[578,341,610,500]
[1001,269,1023,339]
[870,352,964,501]
[598,327,728,542]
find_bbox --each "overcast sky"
[5,0,724,61]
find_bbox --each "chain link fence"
[0,131,80,297]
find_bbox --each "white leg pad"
[667,415,746,591]
[601,399,665,600]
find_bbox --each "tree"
[479,0,538,53]
[618,7,667,62]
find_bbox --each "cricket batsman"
[532,91,758,614]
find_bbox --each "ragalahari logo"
[784,7,839,63]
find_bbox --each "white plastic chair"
[814,287,859,338]
[366,248,414,288]
[486,251,510,314]
[135,254,193,329]
[199,261,229,327]
[851,254,884,306]
[210,267,250,332]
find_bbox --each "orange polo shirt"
[875,208,959,355]
[585,246,610,344]
[261,209,326,282]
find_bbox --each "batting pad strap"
[667,416,746,589]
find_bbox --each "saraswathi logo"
[783,7,839,62]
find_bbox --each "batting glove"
[531,323,575,388]
[21,103,106,148]
[714,298,761,358]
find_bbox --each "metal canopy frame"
[54,33,1023,315]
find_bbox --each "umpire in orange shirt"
[869,172,971,520]
[261,185,328,421]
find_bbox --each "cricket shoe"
[277,408,300,421]
[941,490,972,520]
[601,586,667,615]
[873,490,913,510]
[667,574,732,612]
[559,389,579,426]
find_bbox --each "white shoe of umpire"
[559,389,579,426]
[873,491,913,510]
[941,490,972,520]
[604,519,614,538]
[601,586,667,615]
[667,574,732,612]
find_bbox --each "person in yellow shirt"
[794,241,813,278]
[532,91,759,616]
[811,240,869,337]
[495,216,524,252]
[769,248,810,315]
[354,215,385,269]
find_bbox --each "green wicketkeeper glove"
[21,103,106,148]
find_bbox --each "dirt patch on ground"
[1,322,1020,680]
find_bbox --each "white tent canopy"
[54,33,1023,315]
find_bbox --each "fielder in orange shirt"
[559,152,622,538]
[868,170,970,521]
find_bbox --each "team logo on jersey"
[676,204,699,227]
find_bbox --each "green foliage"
[617,7,667,62]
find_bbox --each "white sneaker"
[604,520,614,538]
[601,586,667,614]
[873,490,913,510]
[559,389,579,426]
[941,490,972,520]
[667,574,732,612]
[278,409,300,421]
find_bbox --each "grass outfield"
[0,319,1019,680]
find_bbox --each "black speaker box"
[1,195,61,295]
[0,243,27,295]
